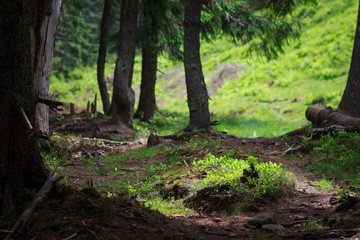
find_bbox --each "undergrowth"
[192,154,293,197]
[309,132,360,186]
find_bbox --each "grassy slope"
[50,0,358,137]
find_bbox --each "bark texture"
[111,0,139,127]
[135,1,159,122]
[306,106,360,126]
[0,0,48,215]
[338,2,360,117]
[97,0,112,114]
[184,0,211,131]
[32,0,61,134]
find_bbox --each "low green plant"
[314,179,334,192]
[144,196,194,216]
[192,154,293,197]
[301,220,327,231]
[310,132,360,186]
[39,136,72,170]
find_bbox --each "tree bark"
[0,0,48,216]
[338,2,360,117]
[184,0,211,131]
[135,1,159,122]
[97,0,112,114]
[306,106,360,126]
[32,0,61,134]
[110,0,139,127]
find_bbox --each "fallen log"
[306,106,360,127]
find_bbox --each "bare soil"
[2,114,360,240]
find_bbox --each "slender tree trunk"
[135,48,158,122]
[0,0,48,216]
[338,2,360,117]
[97,0,112,114]
[110,0,139,127]
[33,0,61,135]
[184,0,211,131]
[135,2,158,122]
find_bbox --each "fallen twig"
[283,145,304,155]
[63,233,78,240]
[5,173,63,240]
[82,220,97,239]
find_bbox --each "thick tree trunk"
[97,0,112,114]
[0,0,48,216]
[338,2,360,117]
[135,2,158,122]
[184,0,211,131]
[32,0,61,135]
[110,0,138,127]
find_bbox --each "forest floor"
[4,113,360,240]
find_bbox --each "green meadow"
[50,0,358,137]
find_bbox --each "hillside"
[50,0,358,137]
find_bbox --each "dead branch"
[5,173,62,239]
[63,233,78,240]
[283,145,304,155]
[19,106,34,131]
[37,97,63,111]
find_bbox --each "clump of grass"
[144,196,194,216]
[39,135,74,170]
[309,132,360,186]
[301,220,328,231]
[192,154,293,197]
[314,179,334,192]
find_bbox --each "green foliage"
[39,135,72,170]
[310,132,360,185]
[144,196,193,216]
[314,179,334,192]
[53,0,103,77]
[301,220,327,231]
[192,154,293,197]
[50,0,357,137]
[132,110,188,135]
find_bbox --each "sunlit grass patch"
[144,196,194,216]
[192,154,293,197]
[314,179,334,192]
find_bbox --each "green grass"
[192,154,293,197]
[314,179,334,192]
[50,0,358,137]
[144,196,194,216]
[308,132,360,186]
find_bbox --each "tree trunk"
[0,0,48,216]
[338,2,360,117]
[134,2,158,122]
[32,0,61,135]
[97,0,112,114]
[110,0,139,127]
[184,0,211,131]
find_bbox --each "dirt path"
[3,116,359,240]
